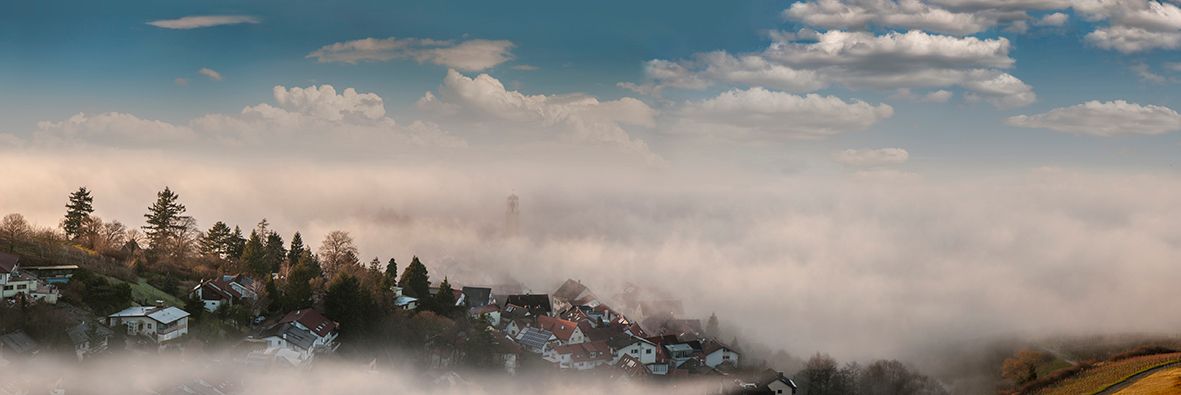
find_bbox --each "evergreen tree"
[142,187,189,255]
[240,231,268,276]
[324,273,379,339]
[200,221,233,258]
[226,226,246,259]
[368,257,381,272]
[434,276,456,315]
[264,232,286,273]
[706,312,720,339]
[397,255,431,298]
[282,252,320,310]
[287,232,304,264]
[384,258,398,289]
[62,187,94,239]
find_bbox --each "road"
[1094,361,1181,395]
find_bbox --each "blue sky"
[2,0,1180,172]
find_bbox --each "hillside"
[1037,352,1181,395]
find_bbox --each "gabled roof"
[754,369,798,389]
[615,354,649,377]
[66,321,113,346]
[504,294,552,314]
[278,309,339,338]
[461,286,493,307]
[147,307,190,324]
[517,327,553,351]
[553,279,588,301]
[0,330,38,354]
[702,340,737,356]
[554,340,612,362]
[263,323,317,351]
[0,252,18,274]
[538,315,580,341]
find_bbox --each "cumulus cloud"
[833,148,911,166]
[674,88,893,140]
[146,15,259,29]
[32,85,463,150]
[1007,100,1181,136]
[784,0,1008,35]
[890,88,954,102]
[307,37,514,71]
[631,30,1035,108]
[198,67,223,81]
[418,69,656,156]
[1037,11,1070,26]
[1074,0,1181,53]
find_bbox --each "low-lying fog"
[3,146,1180,388]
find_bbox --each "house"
[537,315,585,345]
[516,327,554,354]
[392,286,419,310]
[107,305,190,343]
[549,340,612,370]
[503,294,552,316]
[0,252,58,304]
[729,369,798,394]
[491,333,523,375]
[501,317,532,337]
[610,335,659,365]
[457,286,494,308]
[0,330,39,357]
[703,341,740,368]
[190,274,258,312]
[250,308,339,366]
[614,354,651,383]
[66,321,113,360]
[469,304,502,327]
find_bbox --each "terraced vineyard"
[1040,353,1181,395]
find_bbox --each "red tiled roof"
[278,309,339,338]
[538,315,580,341]
[554,340,612,362]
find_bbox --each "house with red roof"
[190,274,258,312]
[537,315,585,345]
[248,308,339,366]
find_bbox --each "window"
[16,284,26,290]
[2,285,12,291]
[631,349,638,354]
[646,349,652,354]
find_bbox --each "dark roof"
[277,309,339,338]
[517,327,553,351]
[754,369,797,389]
[0,252,18,274]
[0,330,39,354]
[265,323,317,351]
[553,279,587,301]
[461,286,493,307]
[66,321,114,346]
[504,294,552,314]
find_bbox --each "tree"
[265,232,286,273]
[227,226,246,259]
[384,258,398,289]
[62,187,94,239]
[318,230,359,279]
[706,312,720,338]
[200,221,233,258]
[288,232,304,264]
[324,273,379,339]
[398,256,431,299]
[797,353,856,395]
[281,252,320,310]
[1002,349,1049,386]
[1,213,30,252]
[142,187,189,257]
[434,277,457,315]
[240,231,268,276]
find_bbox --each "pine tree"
[288,232,304,264]
[384,258,398,289]
[434,276,456,315]
[63,187,95,239]
[142,187,189,255]
[706,313,720,339]
[398,255,431,298]
[226,226,246,259]
[265,232,286,273]
[240,231,268,276]
[200,221,233,258]
[324,273,379,339]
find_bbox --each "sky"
[3,0,1181,379]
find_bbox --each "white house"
[107,305,190,343]
[537,316,585,345]
[250,308,339,366]
[0,252,58,304]
[610,335,658,365]
[703,342,740,368]
[548,340,612,370]
[190,274,258,312]
[392,286,418,311]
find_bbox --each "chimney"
[155,300,165,308]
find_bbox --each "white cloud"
[418,69,656,156]
[784,0,1004,35]
[146,15,259,29]
[675,87,894,140]
[891,89,954,102]
[307,37,514,71]
[1074,0,1181,52]
[1007,100,1181,136]
[833,148,911,166]
[1131,63,1168,83]
[33,85,464,150]
[634,30,1035,108]
[198,67,223,81]
[1037,12,1070,26]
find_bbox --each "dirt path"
[1095,361,1181,395]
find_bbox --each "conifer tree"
[434,276,456,315]
[264,232,286,273]
[398,255,431,298]
[288,232,304,264]
[227,226,246,259]
[384,258,398,289]
[240,231,268,276]
[200,221,232,258]
[142,187,189,256]
[62,187,94,239]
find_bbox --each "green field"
[100,275,184,307]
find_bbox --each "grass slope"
[100,274,184,308]
[1114,367,1181,395]
[1040,353,1181,395]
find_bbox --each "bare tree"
[1,213,30,252]
[318,230,359,279]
